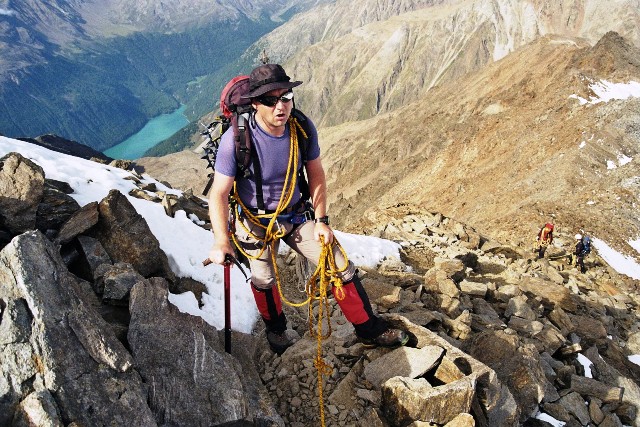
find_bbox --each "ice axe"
[202,254,245,354]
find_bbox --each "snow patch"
[618,154,633,166]
[592,237,640,280]
[570,80,640,105]
[576,353,593,378]
[535,411,565,427]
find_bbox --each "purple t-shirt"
[214,114,320,210]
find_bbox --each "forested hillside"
[0,19,273,151]
[0,0,330,151]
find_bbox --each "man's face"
[252,88,294,135]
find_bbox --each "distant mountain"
[264,0,640,128]
[141,28,640,261]
[0,0,329,150]
[166,0,639,155]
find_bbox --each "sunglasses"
[256,91,294,107]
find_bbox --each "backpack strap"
[234,113,252,178]
[235,111,266,211]
[251,137,266,211]
[291,109,311,202]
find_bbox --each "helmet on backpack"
[220,75,252,118]
[575,233,582,240]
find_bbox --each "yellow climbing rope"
[306,236,349,426]
[228,116,350,426]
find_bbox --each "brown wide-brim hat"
[242,64,302,98]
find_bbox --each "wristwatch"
[314,216,330,225]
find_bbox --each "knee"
[251,277,276,290]
[338,261,357,283]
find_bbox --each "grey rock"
[494,284,522,302]
[382,376,475,426]
[12,390,64,427]
[519,277,579,312]
[0,152,45,234]
[584,346,640,426]
[0,230,155,426]
[128,277,283,426]
[36,184,81,232]
[74,235,112,281]
[385,314,519,426]
[0,298,31,345]
[570,374,623,404]
[504,295,537,320]
[558,391,591,425]
[100,262,145,304]
[459,279,488,297]
[363,345,444,388]
[92,189,174,280]
[54,200,99,245]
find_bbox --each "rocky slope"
[0,0,324,76]
[2,149,640,426]
[319,31,640,257]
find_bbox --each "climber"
[205,64,408,354]
[535,223,554,259]
[573,233,591,273]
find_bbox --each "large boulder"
[0,152,45,235]
[0,231,154,426]
[91,189,174,280]
[127,277,283,426]
[385,314,519,426]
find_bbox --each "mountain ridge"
[0,0,325,148]
[255,0,640,126]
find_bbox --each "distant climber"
[535,223,554,259]
[573,233,591,273]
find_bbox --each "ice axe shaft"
[202,255,234,354]
[224,259,231,354]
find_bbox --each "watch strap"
[314,216,330,225]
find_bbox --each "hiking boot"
[266,330,299,355]
[360,328,409,348]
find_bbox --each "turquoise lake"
[103,105,190,160]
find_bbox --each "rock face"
[0,230,155,426]
[0,153,280,426]
[91,189,174,280]
[262,0,640,128]
[2,150,640,426]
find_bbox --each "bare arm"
[305,157,333,243]
[207,173,236,264]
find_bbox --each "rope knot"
[314,356,333,376]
